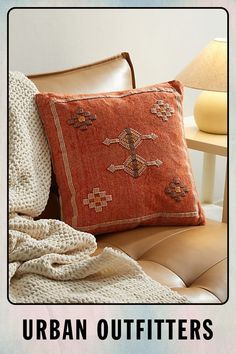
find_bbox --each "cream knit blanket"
[9,71,189,304]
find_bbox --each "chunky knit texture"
[9,72,51,216]
[9,71,189,304]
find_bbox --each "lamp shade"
[176,38,227,92]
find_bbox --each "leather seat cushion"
[95,219,227,303]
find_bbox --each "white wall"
[9,8,227,203]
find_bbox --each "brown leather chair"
[29,52,227,304]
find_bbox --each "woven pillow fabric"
[36,81,205,234]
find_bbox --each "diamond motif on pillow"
[104,127,162,178]
[151,100,174,121]
[83,187,112,212]
[165,177,189,202]
[107,156,163,178]
[103,128,157,149]
[67,107,96,130]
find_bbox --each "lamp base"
[194,91,227,134]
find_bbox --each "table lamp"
[176,38,227,134]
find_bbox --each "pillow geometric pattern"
[103,127,163,178]
[36,80,205,235]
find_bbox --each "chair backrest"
[29,52,135,94]
[29,52,136,219]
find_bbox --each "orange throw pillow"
[36,81,205,234]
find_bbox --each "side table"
[184,116,227,223]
